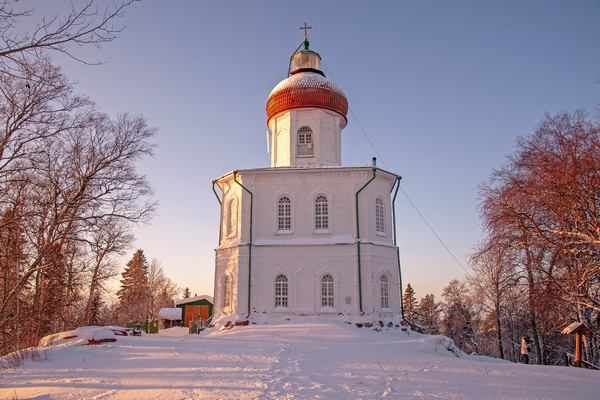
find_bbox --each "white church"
[212,31,403,319]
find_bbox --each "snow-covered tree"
[441,279,479,354]
[416,294,440,335]
[88,292,105,326]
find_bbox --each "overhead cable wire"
[324,61,472,279]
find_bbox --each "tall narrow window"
[223,275,231,308]
[314,195,329,231]
[297,126,314,156]
[321,274,334,308]
[375,197,385,234]
[274,274,289,308]
[227,199,237,238]
[277,196,291,231]
[380,275,389,309]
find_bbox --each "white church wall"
[213,166,401,318]
[269,108,343,167]
[357,243,401,315]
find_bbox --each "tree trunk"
[495,301,505,359]
[525,249,543,364]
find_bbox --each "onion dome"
[267,40,348,125]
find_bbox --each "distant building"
[175,295,213,327]
[212,33,402,319]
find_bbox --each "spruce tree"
[403,284,417,324]
[183,287,190,298]
[116,250,150,324]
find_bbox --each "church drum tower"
[212,31,402,319]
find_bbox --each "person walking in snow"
[521,336,533,364]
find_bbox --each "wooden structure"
[561,322,593,368]
[175,295,213,328]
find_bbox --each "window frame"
[223,275,232,309]
[276,195,292,234]
[274,274,289,309]
[314,194,330,233]
[296,126,314,157]
[380,274,390,310]
[375,196,386,236]
[320,274,335,309]
[226,198,237,239]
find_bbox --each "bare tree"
[0,0,147,354]
[479,110,600,314]
[82,217,134,325]
[0,111,157,333]
[469,240,519,360]
[0,0,135,62]
[147,258,180,320]
[474,109,600,365]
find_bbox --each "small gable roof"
[175,295,213,306]
[561,322,592,336]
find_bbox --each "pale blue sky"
[26,1,600,301]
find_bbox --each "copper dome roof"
[266,71,348,125]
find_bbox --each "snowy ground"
[1,316,598,399]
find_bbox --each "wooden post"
[575,332,582,368]
[561,322,591,369]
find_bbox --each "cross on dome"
[300,23,312,40]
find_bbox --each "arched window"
[375,197,385,234]
[321,274,334,308]
[314,194,329,231]
[297,126,313,156]
[227,198,237,238]
[274,274,289,308]
[223,275,231,308]
[380,275,389,309]
[277,196,291,232]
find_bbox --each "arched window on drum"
[297,126,314,156]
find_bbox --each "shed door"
[200,305,209,321]
[184,306,201,327]
[184,305,211,327]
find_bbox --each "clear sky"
[25,1,600,301]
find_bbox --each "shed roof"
[175,295,213,306]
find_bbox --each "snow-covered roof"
[175,295,213,306]
[266,71,348,125]
[561,322,591,335]
[158,308,183,320]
